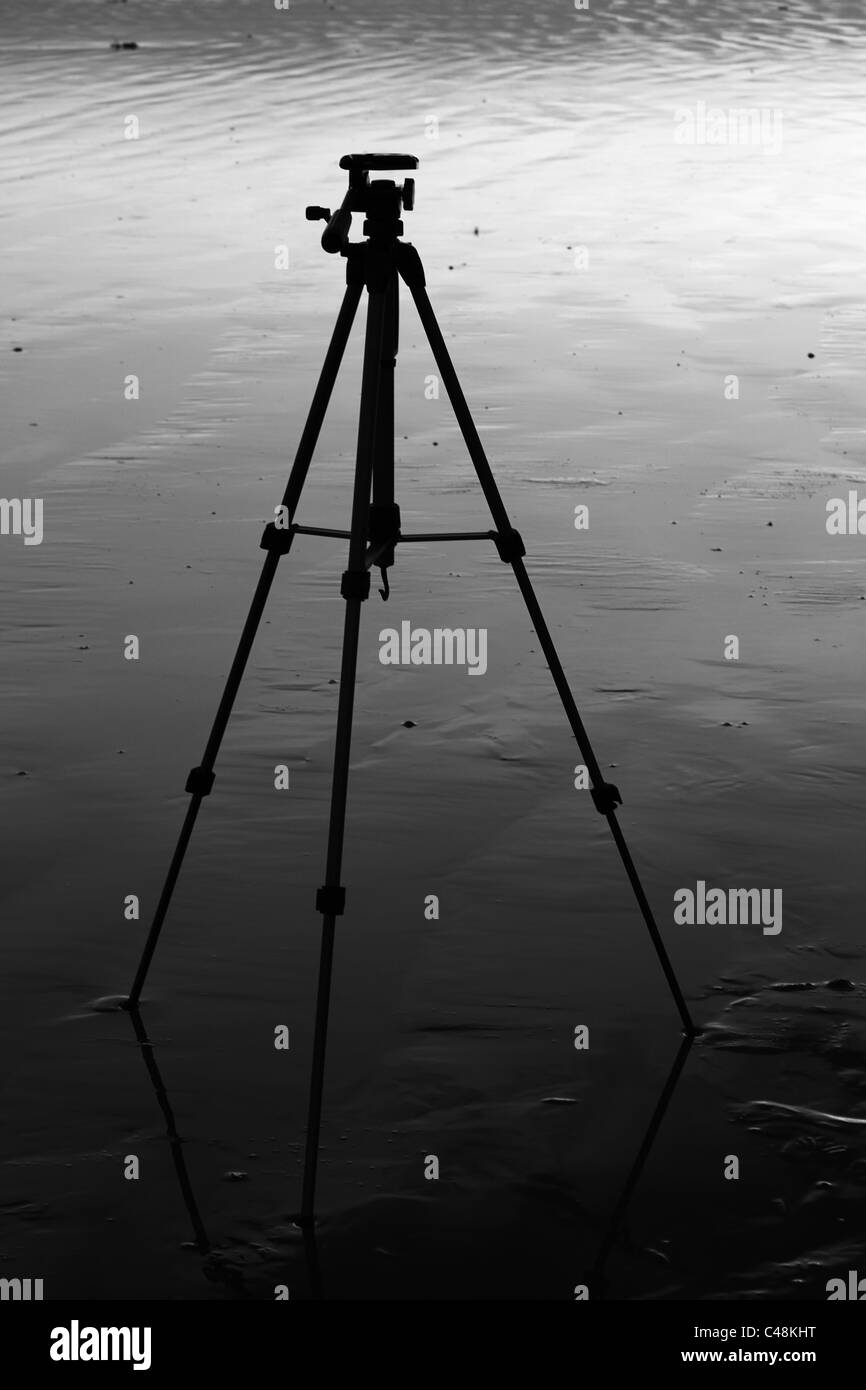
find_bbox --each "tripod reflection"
[126,1006,691,1300]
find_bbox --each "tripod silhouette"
[125,153,695,1227]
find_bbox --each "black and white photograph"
[2,0,865,1364]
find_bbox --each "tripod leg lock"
[340,570,371,601]
[260,521,295,555]
[492,528,526,563]
[316,885,346,916]
[186,766,216,797]
[590,781,622,815]
[368,502,401,547]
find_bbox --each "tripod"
[125,153,695,1228]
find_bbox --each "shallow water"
[3,0,866,1299]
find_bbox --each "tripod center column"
[365,181,403,575]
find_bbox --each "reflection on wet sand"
[126,1004,692,1299]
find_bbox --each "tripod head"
[306,153,418,254]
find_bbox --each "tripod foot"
[87,994,134,1013]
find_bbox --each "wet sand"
[3,0,866,1298]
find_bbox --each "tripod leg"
[300,282,389,1225]
[127,278,363,1007]
[278,277,365,521]
[399,257,694,1036]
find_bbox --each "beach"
[2,0,866,1299]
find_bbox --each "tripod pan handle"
[322,193,352,254]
